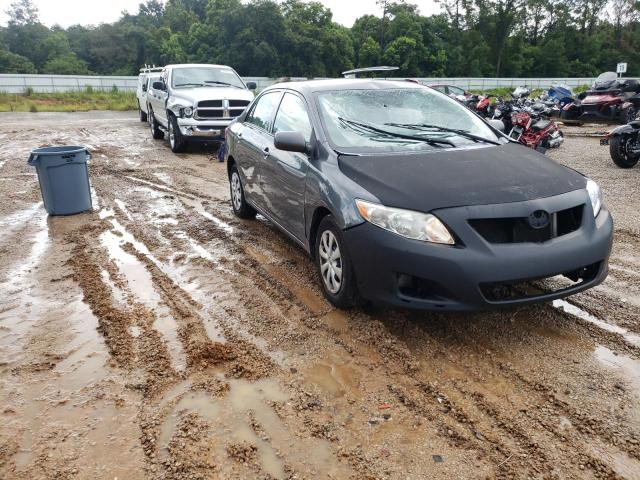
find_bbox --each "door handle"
[262,147,270,158]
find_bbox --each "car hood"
[172,86,253,104]
[337,143,586,211]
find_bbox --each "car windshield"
[316,87,501,152]
[172,67,245,89]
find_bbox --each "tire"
[168,114,187,153]
[138,101,147,122]
[229,164,256,219]
[149,107,164,140]
[610,135,640,168]
[624,106,638,124]
[560,109,577,121]
[315,215,360,309]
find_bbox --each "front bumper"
[344,190,613,311]
[177,117,231,141]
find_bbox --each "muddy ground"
[0,111,639,480]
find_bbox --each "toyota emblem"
[528,210,550,229]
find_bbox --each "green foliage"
[0,0,639,78]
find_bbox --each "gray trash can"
[28,146,92,216]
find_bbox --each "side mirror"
[246,81,257,90]
[152,81,165,91]
[274,131,308,154]
[488,119,505,132]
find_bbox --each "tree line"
[0,0,639,78]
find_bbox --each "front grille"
[469,204,583,244]
[480,262,600,302]
[229,100,250,107]
[198,100,222,108]
[197,109,224,118]
[229,108,246,117]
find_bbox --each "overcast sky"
[0,0,441,28]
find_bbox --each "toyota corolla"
[224,79,613,310]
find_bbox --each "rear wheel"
[149,107,164,140]
[229,164,256,219]
[168,115,187,153]
[610,135,640,168]
[315,215,359,309]
[138,101,147,122]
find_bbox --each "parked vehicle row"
[134,66,613,311]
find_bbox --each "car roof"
[165,64,235,70]
[265,78,428,95]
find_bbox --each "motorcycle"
[492,98,564,150]
[475,94,494,117]
[600,120,640,168]
[562,72,640,124]
[545,84,575,109]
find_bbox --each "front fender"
[166,95,193,116]
[607,123,638,137]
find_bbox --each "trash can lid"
[30,146,88,156]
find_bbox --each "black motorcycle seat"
[532,119,552,130]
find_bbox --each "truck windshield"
[172,67,245,89]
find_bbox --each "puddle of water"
[553,299,640,347]
[304,358,361,398]
[593,345,640,397]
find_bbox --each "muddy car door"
[149,70,169,126]
[260,92,313,241]
[237,90,282,205]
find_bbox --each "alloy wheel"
[319,230,342,294]
[231,172,242,211]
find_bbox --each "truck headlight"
[355,199,455,245]
[182,107,193,117]
[585,179,602,217]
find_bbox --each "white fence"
[0,73,624,93]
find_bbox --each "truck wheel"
[138,101,147,122]
[315,215,360,309]
[610,136,640,168]
[149,107,164,140]
[229,164,256,219]
[168,115,187,153]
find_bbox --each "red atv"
[562,72,640,124]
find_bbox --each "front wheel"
[229,164,256,219]
[168,115,187,153]
[315,215,360,309]
[610,135,640,168]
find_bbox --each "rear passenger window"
[273,93,313,142]
[246,92,281,132]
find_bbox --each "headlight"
[355,199,455,245]
[585,179,602,217]
[182,107,193,117]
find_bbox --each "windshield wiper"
[175,83,205,87]
[385,122,501,145]
[338,117,454,147]
[203,80,242,88]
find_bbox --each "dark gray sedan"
[224,79,613,310]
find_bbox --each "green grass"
[0,90,137,113]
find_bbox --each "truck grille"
[196,99,251,120]
[469,204,583,244]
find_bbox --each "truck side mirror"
[246,81,257,90]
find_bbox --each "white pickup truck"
[146,64,256,153]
